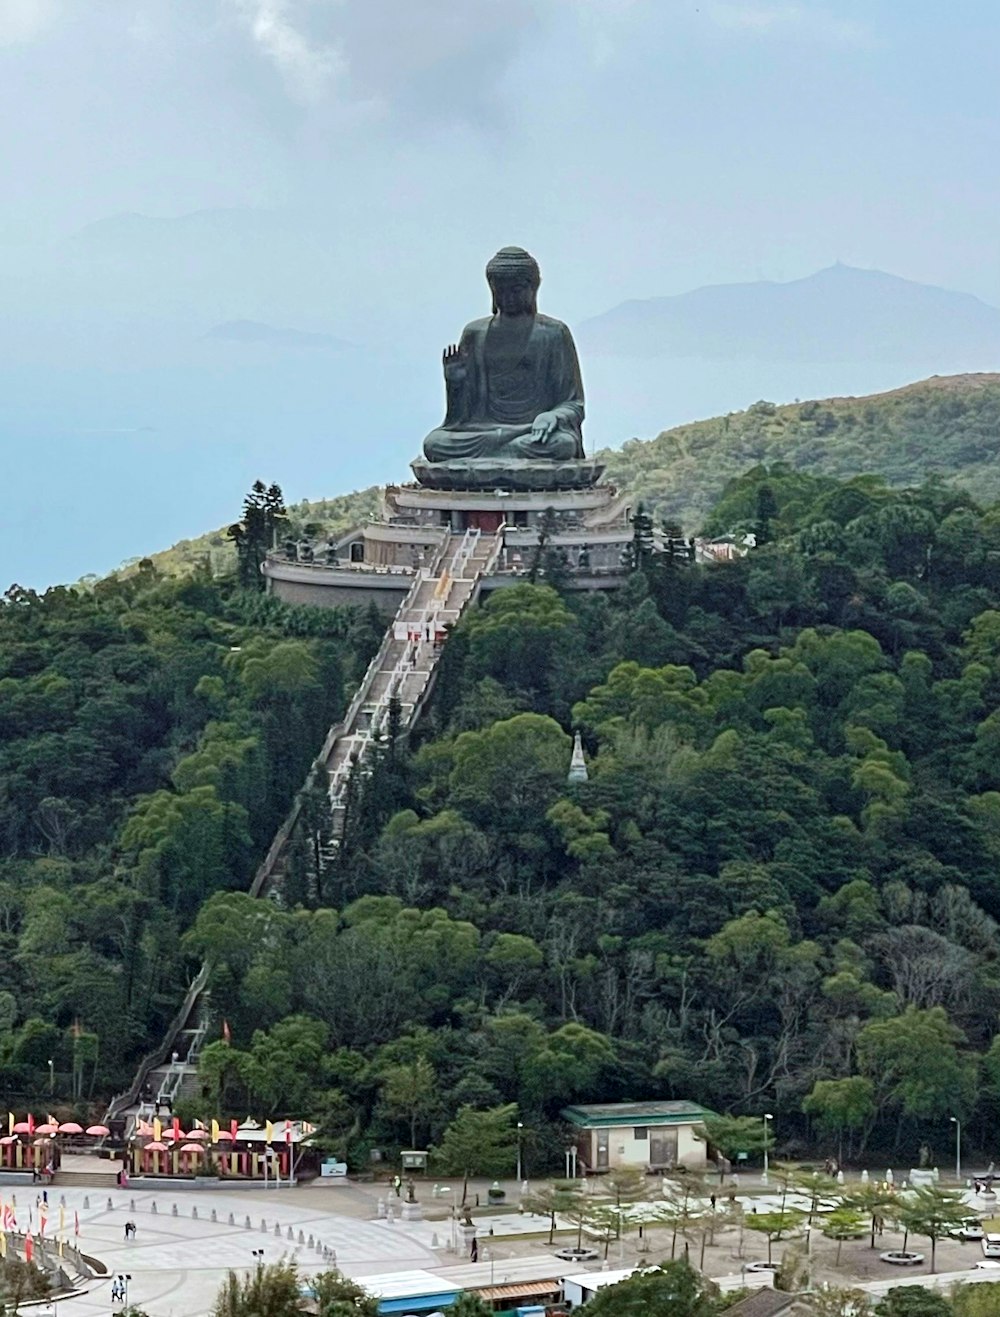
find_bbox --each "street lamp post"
[762,1113,774,1185]
[48,1059,54,1095]
[117,1273,132,1308]
[951,1116,962,1184]
[252,1248,264,1270]
[516,1122,524,1184]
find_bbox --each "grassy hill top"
[133,371,1000,577]
[124,485,382,579]
[599,371,1000,531]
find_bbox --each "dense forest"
[8,461,1000,1179]
[0,564,383,1101]
[187,467,1000,1172]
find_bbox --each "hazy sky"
[3,0,1000,585]
[3,0,1000,318]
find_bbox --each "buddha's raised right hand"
[442,343,467,382]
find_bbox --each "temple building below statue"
[262,474,638,613]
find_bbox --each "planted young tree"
[523,1180,584,1245]
[820,1207,867,1265]
[658,1179,703,1262]
[790,1167,841,1223]
[892,1185,969,1273]
[843,1183,895,1249]
[744,1209,804,1265]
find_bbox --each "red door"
[468,510,503,532]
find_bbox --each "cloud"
[0,0,58,45]
[704,2,872,47]
[229,0,344,103]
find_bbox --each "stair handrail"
[104,961,209,1122]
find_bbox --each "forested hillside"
[8,466,1000,1173]
[600,372,1000,532]
[0,568,382,1100]
[186,470,1000,1169]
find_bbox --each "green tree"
[874,1287,952,1317]
[433,1104,519,1204]
[211,1261,302,1317]
[857,1007,977,1126]
[820,1207,866,1265]
[892,1185,969,1273]
[579,1260,722,1317]
[802,1077,876,1161]
[379,1057,438,1148]
[843,1183,896,1250]
[744,1209,803,1264]
[523,1179,585,1245]
[311,1270,379,1317]
[445,1295,494,1317]
[702,1114,770,1179]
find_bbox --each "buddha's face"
[489,274,538,316]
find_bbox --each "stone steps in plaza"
[52,1169,119,1188]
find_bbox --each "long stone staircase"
[322,527,501,841]
[107,526,503,1127]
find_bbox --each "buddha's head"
[487,246,540,316]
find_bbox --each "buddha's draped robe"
[423,313,585,463]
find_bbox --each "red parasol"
[0,1136,16,1145]
[58,1122,83,1134]
[35,1123,58,1135]
[215,1129,235,1141]
[12,1122,31,1134]
[184,1128,208,1139]
[143,1141,168,1152]
[86,1124,110,1136]
[180,1142,205,1154]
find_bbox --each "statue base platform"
[410,457,604,493]
[400,1201,423,1221]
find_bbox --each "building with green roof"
[561,1101,709,1173]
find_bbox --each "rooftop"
[722,1290,801,1317]
[562,1100,708,1127]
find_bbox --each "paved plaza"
[21,1180,449,1316]
[13,1174,999,1316]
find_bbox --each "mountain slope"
[599,372,1000,531]
[138,372,1000,576]
[579,264,1000,363]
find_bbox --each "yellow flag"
[211,1118,220,1144]
[153,1117,162,1141]
[59,1205,65,1233]
[0,1231,6,1258]
[265,1120,274,1143]
[7,1112,13,1135]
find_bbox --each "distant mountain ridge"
[579,264,1000,364]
